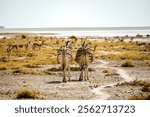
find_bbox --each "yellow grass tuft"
[128,94,150,100]
[121,61,135,67]
[116,80,150,87]
[16,88,38,99]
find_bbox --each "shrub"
[0,57,8,62]
[121,61,134,67]
[12,69,22,74]
[105,73,119,77]
[69,35,77,39]
[18,44,24,48]
[16,88,37,99]
[141,85,150,92]
[0,67,7,70]
[102,69,109,73]
[23,64,40,68]
[47,67,60,72]
[26,53,36,57]
[12,68,42,75]
[21,34,26,38]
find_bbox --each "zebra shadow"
[46,81,62,84]
[70,79,81,82]
[46,80,80,84]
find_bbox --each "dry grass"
[128,94,150,100]
[105,72,119,77]
[0,35,150,74]
[16,88,38,99]
[16,87,47,99]
[141,85,150,92]
[121,61,135,67]
[116,80,150,87]
[23,64,40,68]
[0,67,7,70]
[98,52,150,60]
[102,68,119,76]
[12,67,43,75]
[117,80,150,100]
[102,69,109,73]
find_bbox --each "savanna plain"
[0,33,150,100]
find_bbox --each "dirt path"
[91,60,136,100]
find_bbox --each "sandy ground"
[0,59,150,100]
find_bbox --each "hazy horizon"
[1,0,150,28]
[1,26,150,29]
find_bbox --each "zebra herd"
[57,41,97,83]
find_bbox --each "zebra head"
[65,41,73,50]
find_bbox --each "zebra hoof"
[63,80,67,83]
[79,79,83,81]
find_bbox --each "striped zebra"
[57,41,73,83]
[75,42,97,81]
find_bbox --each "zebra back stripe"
[75,47,94,69]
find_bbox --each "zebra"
[32,40,45,50]
[75,42,97,81]
[57,41,73,83]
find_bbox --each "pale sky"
[0,0,150,28]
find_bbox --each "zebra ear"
[81,41,85,47]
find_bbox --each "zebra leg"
[16,46,19,53]
[68,65,71,82]
[84,68,87,81]
[63,69,67,83]
[86,67,89,80]
[7,48,11,59]
[79,70,83,81]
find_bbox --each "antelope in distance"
[25,40,31,52]
[75,42,97,81]
[32,40,45,50]
[57,41,73,83]
[145,42,150,51]
[6,42,19,57]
